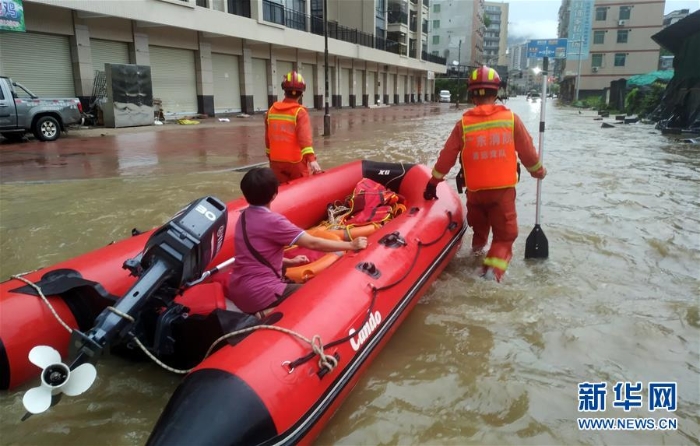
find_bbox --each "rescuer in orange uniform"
[265,71,322,183]
[424,66,547,282]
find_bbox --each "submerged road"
[0,99,698,445]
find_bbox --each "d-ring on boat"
[0,160,466,445]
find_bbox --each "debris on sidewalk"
[177,119,200,125]
[218,118,230,122]
[237,114,251,118]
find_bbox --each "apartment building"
[425,0,484,68]
[558,0,665,96]
[483,2,508,66]
[0,0,446,116]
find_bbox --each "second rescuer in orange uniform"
[424,65,547,282]
[265,71,322,183]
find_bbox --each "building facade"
[483,1,508,66]
[558,0,665,96]
[0,0,446,116]
[425,0,483,68]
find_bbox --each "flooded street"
[1,100,698,445]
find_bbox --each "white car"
[439,90,451,103]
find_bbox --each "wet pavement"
[0,99,698,445]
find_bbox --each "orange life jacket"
[460,107,518,192]
[267,101,305,163]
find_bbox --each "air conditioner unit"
[592,66,599,72]
[618,20,627,26]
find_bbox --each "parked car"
[0,76,83,142]
[439,90,451,103]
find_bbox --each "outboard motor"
[21,196,227,416]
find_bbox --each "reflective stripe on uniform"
[268,113,297,122]
[463,119,513,134]
[484,256,509,271]
[300,146,315,156]
[431,168,446,179]
[526,160,542,172]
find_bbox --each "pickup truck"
[0,76,83,142]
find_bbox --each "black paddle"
[525,57,549,260]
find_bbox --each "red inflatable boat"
[0,160,466,445]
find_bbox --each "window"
[433,19,440,29]
[593,31,605,44]
[619,6,631,20]
[595,7,607,21]
[617,30,629,43]
[432,35,440,44]
[431,50,439,56]
[433,3,440,13]
[614,53,626,66]
[592,54,603,67]
[0,86,4,100]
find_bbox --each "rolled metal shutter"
[91,40,130,74]
[340,68,350,107]
[252,58,268,112]
[276,61,294,101]
[0,32,75,97]
[397,75,406,103]
[211,53,241,112]
[149,46,197,114]
[301,63,315,109]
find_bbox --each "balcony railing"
[257,0,444,62]
[263,0,306,30]
[388,11,408,25]
[422,22,428,33]
[421,51,446,64]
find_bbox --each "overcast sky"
[506,0,700,41]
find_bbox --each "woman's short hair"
[240,167,279,206]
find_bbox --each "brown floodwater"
[0,99,698,445]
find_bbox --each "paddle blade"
[62,363,97,396]
[23,386,53,414]
[525,224,549,259]
[28,346,61,370]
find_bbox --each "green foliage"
[484,15,491,28]
[583,95,603,109]
[625,82,666,117]
[435,78,467,103]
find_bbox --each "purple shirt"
[227,206,304,313]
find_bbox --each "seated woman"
[227,167,368,318]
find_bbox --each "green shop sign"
[1,0,25,32]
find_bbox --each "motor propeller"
[20,196,229,419]
[22,346,97,415]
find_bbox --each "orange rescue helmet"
[467,65,501,95]
[281,71,306,96]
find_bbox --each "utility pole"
[574,38,583,102]
[323,0,330,136]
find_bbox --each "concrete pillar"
[382,72,389,106]
[362,70,368,107]
[409,74,415,103]
[69,23,93,108]
[130,32,150,66]
[195,38,214,116]
[393,73,399,105]
[332,57,341,108]
[314,53,324,110]
[266,52,277,107]
[349,66,357,108]
[239,44,254,115]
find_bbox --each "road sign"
[527,38,568,59]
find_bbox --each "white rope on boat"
[10,274,74,334]
[11,275,338,376]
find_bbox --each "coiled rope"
[9,274,338,376]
